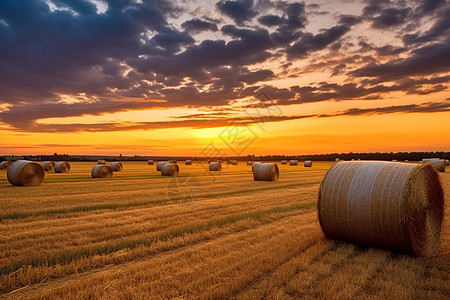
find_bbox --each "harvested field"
[0,161,449,299]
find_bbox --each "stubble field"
[0,161,449,299]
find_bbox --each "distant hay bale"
[156,162,168,171]
[289,160,298,166]
[7,160,45,186]
[91,165,113,178]
[318,161,444,257]
[110,162,123,172]
[42,161,55,172]
[335,158,340,162]
[161,163,179,176]
[446,159,449,166]
[304,160,312,167]
[253,163,279,181]
[0,161,12,170]
[247,161,253,166]
[231,160,238,165]
[281,160,287,165]
[423,159,446,173]
[392,159,398,162]
[98,160,106,165]
[54,162,70,173]
[185,160,192,165]
[148,160,154,165]
[169,160,177,163]
[209,161,222,171]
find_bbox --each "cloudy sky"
[0,0,449,156]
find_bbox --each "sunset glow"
[0,0,449,156]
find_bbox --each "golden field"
[0,161,449,299]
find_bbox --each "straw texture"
[91,165,113,178]
[55,162,70,173]
[42,161,55,172]
[161,163,179,176]
[98,160,106,165]
[318,161,444,257]
[289,160,298,165]
[148,160,154,165]
[110,162,123,172]
[0,161,12,170]
[304,160,312,167]
[253,163,279,181]
[209,162,222,171]
[156,162,168,171]
[7,160,45,186]
[185,160,192,165]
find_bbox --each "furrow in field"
[3,211,322,299]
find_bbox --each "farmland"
[0,161,449,299]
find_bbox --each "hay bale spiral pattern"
[7,160,45,186]
[318,161,444,257]
[91,165,113,178]
[253,163,279,181]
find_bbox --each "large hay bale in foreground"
[42,161,55,172]
[289,160,298,166]
[156,162,168,171]
[253,163,279,181]
[98,160,106,165]
[161,163,179,176]
[209,162,222,171]
[0,161,12,170]
[91,165,113,178]
[7,160,45,186]
[148,160,154,165]
[110,162,123,172]
[55,162,70,173]
[304,160,312,167]
[318,161,444,257]
[423,159,446,172]
[185,160,192,165]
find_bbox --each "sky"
[0,0,449,156]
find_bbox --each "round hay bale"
[169,160,177,163]
[7,160,45,186]
[289,160,298,166]
[42,161,55,172]
[110,162,123,172]
[425,159,446,173]
[55,162,70,173]
[247,161,253,166]
[335,158,340,162]
[148,160,154,165]
[253,163,279,181]
[318,161,444,257]
[185,160,192,165]
[209,161,222,171]
[161,163,179,176]
[98,160,106,165]
[304,160,312,167]
[281,160,287,165]
[0,161,12,170]
[445,159,449,166]
[230,160,238,165]
[92,165,113,178]
[156,162,168,171]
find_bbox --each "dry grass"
[0,161,448,299]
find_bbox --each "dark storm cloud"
[216,0,257,24]
[0,0,449,133]
[351,43,450,80]
[286,25,351,59]
[181,18,219,33]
